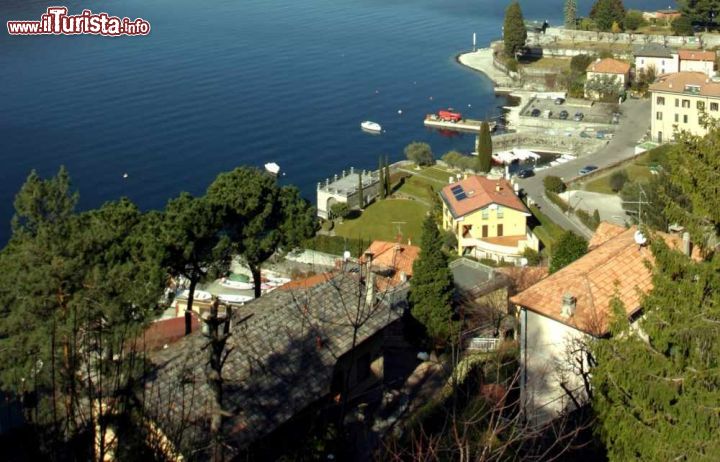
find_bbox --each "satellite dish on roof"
[634,230,648,246]
[343,250,351,261]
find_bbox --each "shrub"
[505,58,518,73]
[443,230,458,251]
[593,209,601,225]
[624,10,646,31]
[550,231,588,273]
[543,175,566,193]
[576,208,600,230]
[522,247,542,265]
[405,142,434,166]
[609,170,629,192]
[442,151,463,169]
[570,54,594,73]
[330,202,351,220]
[672,15,693,36]
[546,191,570,212]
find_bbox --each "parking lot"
[521,97,619,125]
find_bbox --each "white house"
[634,44,678,76]
[511,223,697,426]
[679,49,716,77]
[585,58,631,100]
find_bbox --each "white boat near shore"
[265,162,280,175]
[361,121,382,132]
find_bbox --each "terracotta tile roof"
[440,175,528,218]
[587,58,631,75]
[588,222,626,249]
[650,71,720,97]
[679,49,716,62]
[279,273,333,291]
[142,314,200,351]
[510,226,699,336]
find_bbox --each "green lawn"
[580,145,671,194]
[333,199,428,242]
[418,166,455,184]
[518,56,571,71]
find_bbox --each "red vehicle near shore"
[437,109,462,122]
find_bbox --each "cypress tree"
[409,214,456,348]
[564,0,577,29]
[357,171,364,209]
[384,155,391,197]
[475,121,493,173]
[503,1,527,58]
[378,156,386,199]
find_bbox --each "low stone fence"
[529,27,717,49]
[492,132,604,156]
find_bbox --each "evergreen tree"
[409,214,456,347]
[475,121,492,173]
[678,0,720,28]
[663,123,720,251]
[384,155,391,196]
[357,172,364,209]
[378,156,386,199]
[549,230,588,273]
[564,0,577,29]
[503,1,527,58]
[591,240,720,461]
[591,0,626,31]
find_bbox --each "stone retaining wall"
[529,27,719,49]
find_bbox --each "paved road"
[516,98,651,239]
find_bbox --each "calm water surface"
[0,0,668,244]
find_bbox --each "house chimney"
[366,271,376,306]
[449,176,454,184]
[561,293,576,318]
[682,232,691,257]
[399,271,408,283]
[495,182,501,192]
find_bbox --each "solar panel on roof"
[451,185,463,194]
[455,192,467,201]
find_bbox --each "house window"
[697,101,705,110]
[482,225,489,238]
[675,98,679,107]
[684,114,688,123]
[675,114,679,122]
[462,225,472,238]
[496,206,504,219]
[682,99,690,108]
[656,96,665,105]
[656,111,663,120]
[497,224,504,237]
[481,209,489,220]
[658,131,663,143]
[711,102,719,111]
[640,59,645,65]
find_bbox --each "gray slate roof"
[634,43,675,59]
[143,273,403,455]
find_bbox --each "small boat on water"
[265,162,280,176]
[361,121,382,132]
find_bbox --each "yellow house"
[440,175,539,264]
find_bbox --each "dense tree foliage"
[678,0,720,28]
[564,0,577,29]
[590,0,626,31]
[404,142,434,166]
[585,74,624,101]
[623,10,646,30]
[503,1,527,58]
[672,14,695,35]
[409,214,455,347]
[207,167,316,298]
[475,121,493,173]
[543,175,566,194]
[591,241,720,461]
[550,231,588,273]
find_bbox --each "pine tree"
[503,1,527,58]
[591,240,720,460]
[409,214,456,348]
[378,156,386,199]
[564,0,577,29]
[591,0,626,31]
[475,121,492,173]
[357,172,364,209]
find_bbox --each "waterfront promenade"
[458,48,515,88]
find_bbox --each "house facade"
[510,223,697,426]
[440,175,538,264]
[316,168,382,219]
[585,58,631,100]
[678,49,716,77]
[634,44,678,76]
[649,71,720,143]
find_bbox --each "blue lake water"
[0,0,667,244]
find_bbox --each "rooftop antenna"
[623,184,650,227]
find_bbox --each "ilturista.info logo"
[7,7,150,36]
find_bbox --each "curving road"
[515,98,651,239]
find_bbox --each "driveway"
[516,98,650,239]
[562,190,629,226]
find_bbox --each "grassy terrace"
[576,145,671,194]
[529,205,565,253]
[518,56,571,71]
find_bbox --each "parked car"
[554,97,565,105]
[574,112,584,122]
[559,110,569,120]
[579,165,598,175]
[517,169,534,178]
[531,108,541,117]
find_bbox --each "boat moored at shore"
[361,121,382,132]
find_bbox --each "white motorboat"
[178,289,212,301]
[361,121,382,132]
[264,162,280,175]
[220,278,255,290]
[217,294,253,304]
